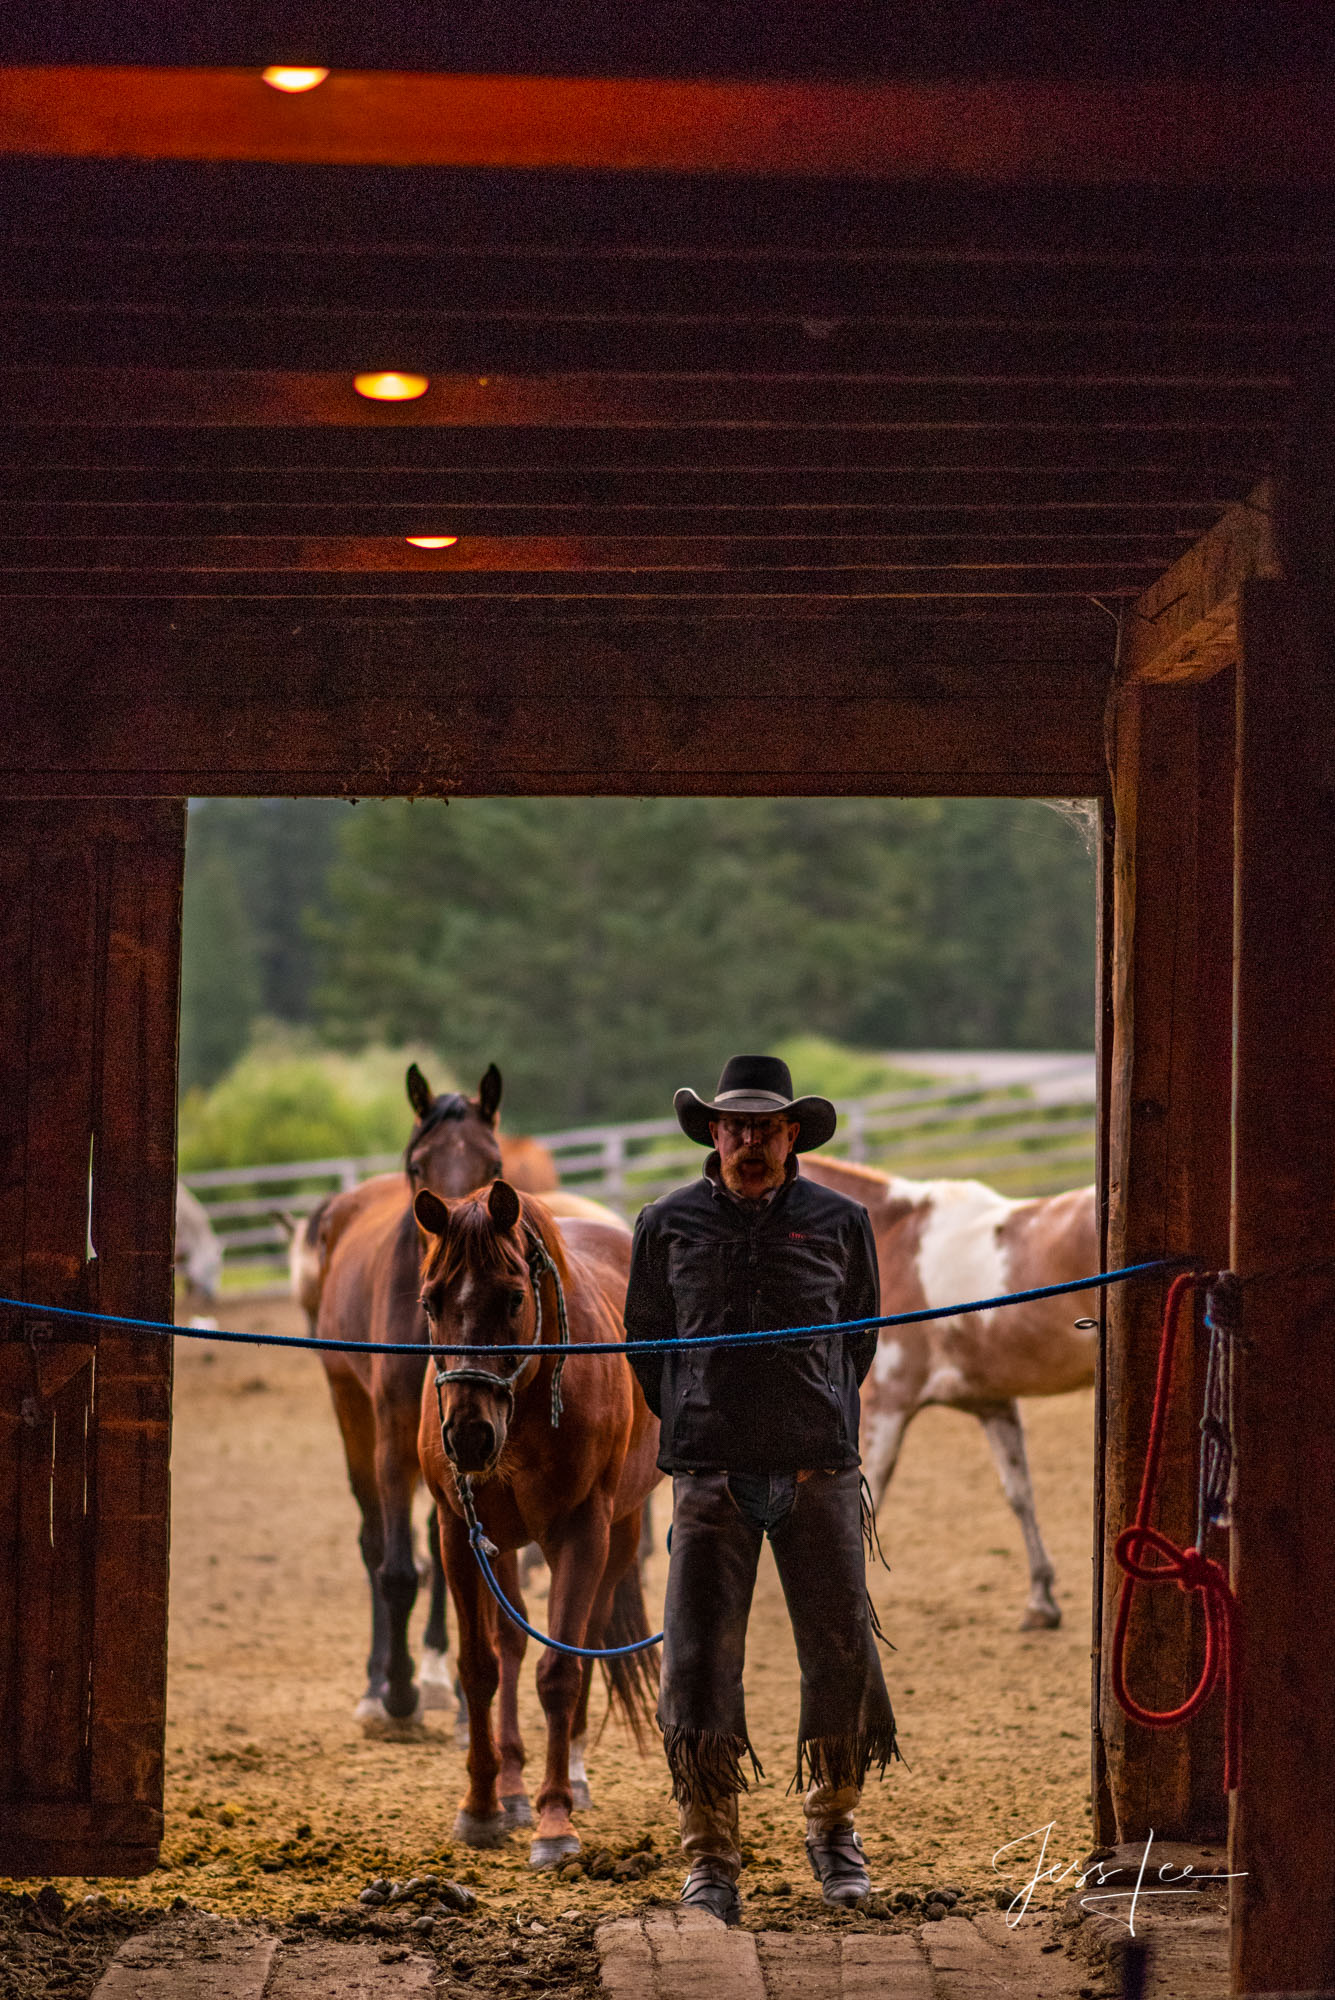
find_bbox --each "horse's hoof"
[419,1648,455,1713]
[358,1689,426,1739]
[570,1779,592,1812]
[454,1808,510,1848]
[530,1834,581,1870]
[454,1711,471,1752]
[1020,1603,1062,1631]
[501,1792,534,1829]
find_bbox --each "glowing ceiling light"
[354,372,430,402]
[262,67,329,92]
[405,536,459,549]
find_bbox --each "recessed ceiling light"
[405,536,459,549]
[262,66,329,92]
[354,373,430,402]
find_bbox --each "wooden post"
[0,799,184,1876]
[1097,672,1234,1843]
[1229,578,1335,1997]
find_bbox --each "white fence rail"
[183,1062,1097,1290]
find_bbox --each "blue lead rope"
[1,1259,1183,1666]
[458,1475,664,1659]
[0,1257,1182,1361]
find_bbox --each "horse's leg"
[323,1366,392,1721]
[568,1662,594,1813]
[494,1550,532,1828]
[529,1500,615,1870]
[439,1505,509,1847]
[861,1401,914,1514]
[419,1506,455,1715]
[372,1367,425,1723]
[978,1400,1061,1630]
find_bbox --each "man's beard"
[719,1151,786,1198]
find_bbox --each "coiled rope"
[1110,1271,1242,1791]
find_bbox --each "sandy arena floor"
[53,1297,1099,1928]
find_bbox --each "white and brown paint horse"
[175,1179,223,1326]
[801,1156,1097,1629]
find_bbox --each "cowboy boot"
[679,1789,743,1926]
[805,1781,871,1907]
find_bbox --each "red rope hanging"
[1110,1271,1241,1791]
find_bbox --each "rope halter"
[431,1227,570,1464]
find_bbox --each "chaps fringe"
[791,1723,900,1797]
[661,1725,764,1806]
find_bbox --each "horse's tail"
[598,1561,660,1750]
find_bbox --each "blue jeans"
[725,1469,799,1534]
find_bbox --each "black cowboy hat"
[674,1055,837,1153]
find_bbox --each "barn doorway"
[158,790,1102,1924]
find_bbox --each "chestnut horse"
[801,1155,1097,1630]
[316,1063,507,1727]
[415,1180,660,1868]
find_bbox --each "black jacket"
[624,1155,880,1474]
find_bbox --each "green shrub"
[178,1030,457,1172]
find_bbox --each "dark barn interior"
[1,13,1334,1993]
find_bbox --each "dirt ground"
[25,1296,1099,1934]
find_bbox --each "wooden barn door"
[0,799,184,1877]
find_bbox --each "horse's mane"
[421,1186,572,1292]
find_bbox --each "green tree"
[179,845,261,1092]
[312,796,1096,1132]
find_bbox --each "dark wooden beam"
[1121,481,1279,684]
[0,608,1107,796]
[1229,578,1335,1997]
[1098,672,1234,1843]
[0,799,182,1880]
[1,69,1333,185]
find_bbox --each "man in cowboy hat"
[624,1055,897,1927]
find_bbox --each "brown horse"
[415,1179,660,1868]
[316,1063,507,1727]
[801,1154,1098,1629]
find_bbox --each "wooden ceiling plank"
[0,533,1174,578]
[0,427,1267,479]
[0,513,1200,555]
[1121,478,1279,684]
[0,366,1286,430]
[0,308,1308,382]
[8,242,1335,327]
[0,580,1150,603]
[0,69,1332,186]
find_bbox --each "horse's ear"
[487,1178,521,1234]
[406,1064,434,1119]
[477,1063,502,1124]
[413,1188,451,1238]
